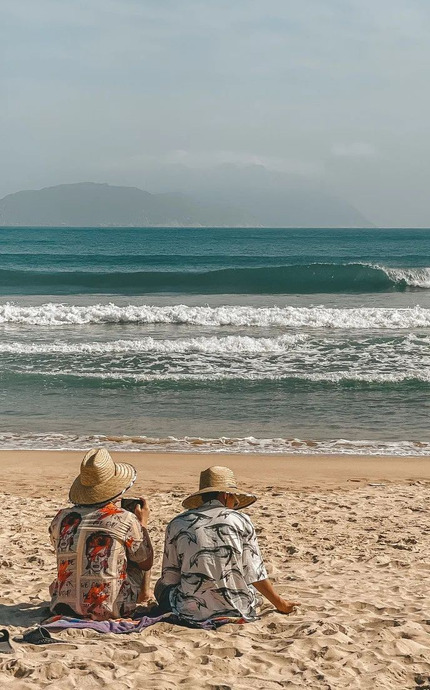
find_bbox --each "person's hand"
[275,598,300,615]
[135,497,150,527]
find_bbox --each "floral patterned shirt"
[158,500,267,621]
[49,502,151,620]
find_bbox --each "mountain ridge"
[0,181,373,228]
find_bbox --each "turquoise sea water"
[0,227,429,454]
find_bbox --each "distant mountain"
[0,176,373,228]
[142,164,373,228]
[0,182,256,227]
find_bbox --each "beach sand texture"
[0,451,429,689]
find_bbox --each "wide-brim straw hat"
[182,465,256,510]
[69,448,136,505]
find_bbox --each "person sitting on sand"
[155,466,298,621]
[49,448,153,620]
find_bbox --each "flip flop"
[0,629,14,654]
[13,626,74,646]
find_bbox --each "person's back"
[50,501,150,620]
[161,499,267,620]
[156,466,298,622]
[49,448,153,620]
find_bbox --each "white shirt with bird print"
[159,499,268,621]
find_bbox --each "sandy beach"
[0,450,429,689]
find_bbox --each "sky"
[2,0,430,227]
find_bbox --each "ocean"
[0,226,430,455]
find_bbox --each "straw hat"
[69,448,136,505]
[182,466,256,510]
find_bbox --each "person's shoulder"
[52,506,67,518]
[120,508,141,528]
[210,506,254,530]
[49,506,79,532]
[110,506,141,532]
[50,506,73,523]
[231,510,255,533]
[166,509,198,531]
[236,511,254,525]
[167,509,190,526]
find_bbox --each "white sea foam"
[3,332,428,383]
[0,333,308,355]
[384,266,430,288]
[17,368,430,384]
[0,432,428,455]
[1,302,430,328]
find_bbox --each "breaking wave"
[1,303,430,328]
[0,263,429,294]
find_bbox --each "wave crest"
[0,263,429,294]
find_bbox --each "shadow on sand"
[0,601,51,628]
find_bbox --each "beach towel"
[41,613,248,634]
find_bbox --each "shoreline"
[1,449,429,500]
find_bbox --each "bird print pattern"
[157,499,267,621]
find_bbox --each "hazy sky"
[2,0,430,226]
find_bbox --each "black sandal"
[13,626,71,646]
[0,629,14,654]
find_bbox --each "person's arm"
[124,498,154,602]
[137,572,151,602]
[48,509,62,549]
[153,519,181,606]
[133,498,153,572]
[133,499,153,602]
[240,515,299,615]
[159,524,181,586]
[252,579,299,614]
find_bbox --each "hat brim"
[69,461,136,505]
[182,486,256,510]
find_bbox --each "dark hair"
[202,491,222,503]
